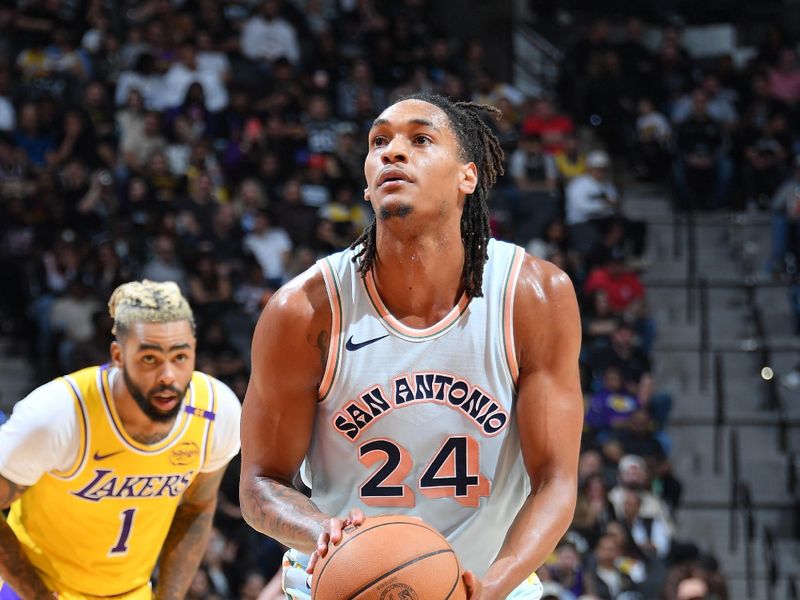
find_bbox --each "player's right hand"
[306,508,365,574]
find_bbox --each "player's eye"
[174,354,189,363]
[413,135,432,145]
[142,355,156,365]
[372,135,391,147]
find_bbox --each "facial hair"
[379,204,413,220]
[122,367,187,423]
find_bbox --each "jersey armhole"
[318,259,343,401]
[200,374,217,471]
[502,247,525,388]
[50,376,89,480]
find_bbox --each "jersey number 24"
[358,435,490,508]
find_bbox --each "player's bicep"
[241,275,328,485]
[0,474,27,509]
[514,257,583,484]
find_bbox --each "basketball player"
[0,280,241,599]
[240,94,583,599]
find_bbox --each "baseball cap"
[619,454,646,473]
[586,150,611,168]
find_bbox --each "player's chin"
[378,199,414,221]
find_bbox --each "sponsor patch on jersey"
[170,441,199,466]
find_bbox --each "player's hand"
[463,570,483,599]
[306,508,365,574]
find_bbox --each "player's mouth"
[151,391,180,410]
[377,168,413,188]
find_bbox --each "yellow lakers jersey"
[7,365,218,598]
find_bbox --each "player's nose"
[380,137,409,164]
[158,363,176,385]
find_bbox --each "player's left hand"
[306,508,365,574]
[463,570,483,599]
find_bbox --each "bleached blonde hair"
[108,280,195,337]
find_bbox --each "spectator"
[565,150,620,254]
[584,252,645,315]
[187,249,233,324]
[767,155,800,276]
[540,540,586,598]
[12,102,55,169]
[619,490,671,559]
[121,110,167,171]
[672,73,738,128]
[572,473,615,550]
[663,553,729,600]
[240,0,300,66]
[508,133,560,243]
[161,41,229,112]
[49,277,102,371]
[521,98,575,154]
[554,133,586,187]
[243,209,293,288]
[609,455,675,534]
[742,111,790,209]
[584,534,640,599]
[768,48,800,107]
[140,234,188,293]
[634,98,671,180]
[69,310,115,371]
[585,367,641,439]
[672,90,733,210]
[0,65,15,131]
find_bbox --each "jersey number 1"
[110,508,137,555]
[358,435,490,508]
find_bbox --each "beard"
[122,367,188,423]
[379,204,413,220]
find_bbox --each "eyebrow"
[137,343,193,352]
[370,117,441,131]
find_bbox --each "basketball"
[311,515,467,600]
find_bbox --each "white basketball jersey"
[302,238,529,577]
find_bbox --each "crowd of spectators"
[6,1,800,598]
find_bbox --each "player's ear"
[110,340,123,368]
[363,187,370,202]
[458,162,478,196]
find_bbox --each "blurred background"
[0,0,799,598]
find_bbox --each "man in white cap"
[565,150,646,259]
[565,150,620,255]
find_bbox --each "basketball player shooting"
[0,281,241,599]
[240,94,583,599]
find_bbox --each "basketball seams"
[313,518,457,598]
[348,547,456,600]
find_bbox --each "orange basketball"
[311,515,467,600]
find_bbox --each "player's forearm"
[240,476,326,553]
[154,502,216,600]
[0,515,53,599]
[481,475,577,598]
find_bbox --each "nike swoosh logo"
[345,334,389,351]
[93,450,125,461]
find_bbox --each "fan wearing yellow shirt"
[0,280,241,599]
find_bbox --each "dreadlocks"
[350,93,505,298]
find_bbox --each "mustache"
[147,385,184,397]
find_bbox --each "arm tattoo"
[0,514,53,597]
[154,470,223,600]
[241,476,325,554]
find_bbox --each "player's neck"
[371,228,466,328]
[111,375,177,445]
